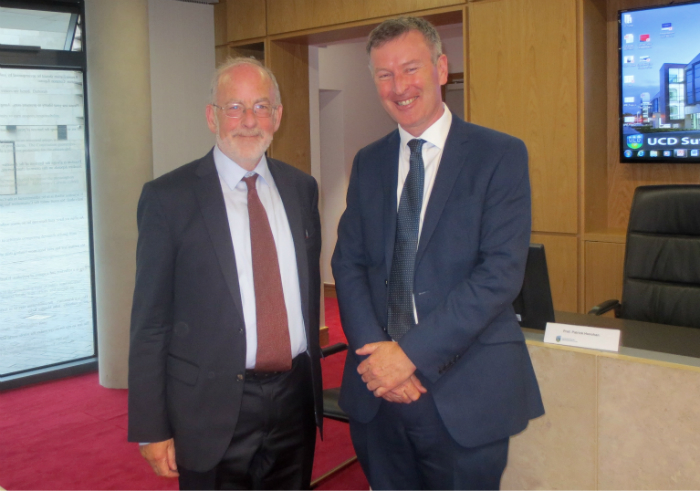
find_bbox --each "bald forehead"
[216,64,275,101]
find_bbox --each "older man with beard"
[128,57,323,490]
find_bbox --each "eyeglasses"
[212,103,278,119]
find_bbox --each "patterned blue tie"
[387,139,425,341]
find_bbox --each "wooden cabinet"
[470,0,579,235]
[266,0,463,35]
[227,0,266,42]
[267,40,310,173]
[214,0,700,314]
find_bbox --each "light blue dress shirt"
[213,145,307,369]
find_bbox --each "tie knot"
[242,174,258,191]
[407,139,425,156]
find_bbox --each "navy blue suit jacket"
[331,117,544,448]
[128,150,323,472]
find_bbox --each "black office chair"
[513,243,555,330]
[319,342,350,423]
[310,342,357,489]
[588,185,700,329]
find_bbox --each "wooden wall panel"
[531,233,579,313]
[215,46,229,67]
[266,0,463,35]
[214,0,228,46]
[227,0,266,42]
[267,40,310,174]
[469,0,579,235]
[584,240,625,313]
[605,0,700,230]
[582,0,609,233]
[230,44,265,62]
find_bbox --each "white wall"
[319,89,346,286]
[148,0,215,178]
[310,41,396,285]
[441,25,465,120]
[440,24,464,74]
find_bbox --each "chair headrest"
[629,185,700,236]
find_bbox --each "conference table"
[501,312,700,490]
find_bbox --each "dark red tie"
[243,174,292,372]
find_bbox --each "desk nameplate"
[544,322,621,352]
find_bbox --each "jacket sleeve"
[127,182,175,443]
[399,137,531,383]
[331,150,391,351]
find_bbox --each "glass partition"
[0,64,94,377]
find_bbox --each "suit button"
[239,328,244,334]
[208,371,216,379]
[237,374,244,381]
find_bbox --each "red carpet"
[310,298,368,491]
[0,298,368,490]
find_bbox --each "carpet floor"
[0,298,368,490]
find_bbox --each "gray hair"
[366,16,443,65]
[210,57,282,106]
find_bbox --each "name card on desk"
[544,323,621,352]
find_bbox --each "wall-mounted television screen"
[619,1,700,163]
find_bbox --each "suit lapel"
[193,152,245,322]
[268,159,310,332]
[383,131,401,278]
[416,119,470,267]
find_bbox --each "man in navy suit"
[331,17,544,490]
[128,58,322,490]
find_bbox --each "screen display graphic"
[619,2,700,163]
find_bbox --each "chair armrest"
[321,343,348,358]
[588,299,621,316]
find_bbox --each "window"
[686,67,694,106]
[0,7,81,51]
[668,68,686,121]
[668,68,684,84]
[695,63,700,103]
[0,0,95,386]
[691,113,700,130]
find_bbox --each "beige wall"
[148,0,216,178]
[503,339,700,489]
[86,0,217,388]
[85,0,153,389]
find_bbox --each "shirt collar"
[398,103,452,151]
[212,145,272,190]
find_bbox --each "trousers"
[178,355,316,490]
[350,388,509,490]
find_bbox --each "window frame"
[0,0,97,391]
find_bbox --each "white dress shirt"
[396,104,453,236]
[396,104,453,322]
[213,145,307,369]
